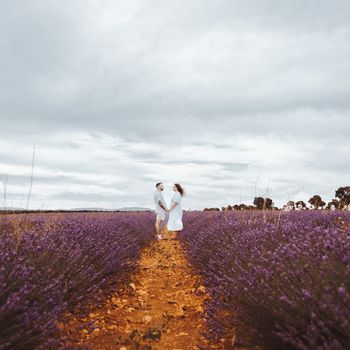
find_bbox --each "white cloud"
[1,0,349,209]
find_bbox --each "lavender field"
[0,212,155,349]
[1,210,350,350]
[179,211,350,350]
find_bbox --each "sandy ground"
[61,229,218,349]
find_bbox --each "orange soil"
[60,229,221,350]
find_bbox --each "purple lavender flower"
[179,210,350,350]
[0,212,154,349]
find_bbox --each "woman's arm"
[169,201,177,211]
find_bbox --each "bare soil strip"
[61,229,217,349]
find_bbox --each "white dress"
[167,192,183,231]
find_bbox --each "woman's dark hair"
[174,183,185,196]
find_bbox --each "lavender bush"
[179,210,350,350]
[0,212,154,350]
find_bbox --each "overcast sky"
[1,0,349,210]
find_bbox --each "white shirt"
[154,191,167,214]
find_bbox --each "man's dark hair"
[156,182,162,188]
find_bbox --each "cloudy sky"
[0,0,349,210]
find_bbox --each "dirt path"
[61,229,216,349]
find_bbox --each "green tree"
[327,199,340,210]
[335,186,350,208]
[308,195,326,209]
[254,197,265,210]
[254,197,273,210]
[296,200,307,209]
[287,201,295,210]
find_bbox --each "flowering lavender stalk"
[0,212,154,350]
[179,210,350,350]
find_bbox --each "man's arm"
[158,200,167,211]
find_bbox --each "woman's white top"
[167,192,183,231]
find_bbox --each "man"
[154,182,168,240]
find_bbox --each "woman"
[167,183,185,232]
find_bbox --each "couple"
[154,182,185,240]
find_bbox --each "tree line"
[204,186,350,211]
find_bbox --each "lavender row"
[179,211,350,350]
[0,212,155,350]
